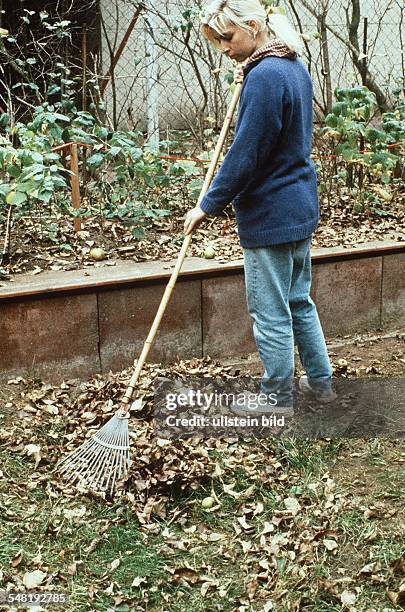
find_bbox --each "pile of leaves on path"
[2,358,256,512]
[1,338,404,513]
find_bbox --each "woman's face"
[212,22,258,63]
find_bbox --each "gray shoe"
[229,391,294,417]
[299,375,337,403]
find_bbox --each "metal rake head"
[57,409,132,495]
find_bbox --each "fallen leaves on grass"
[1,344,404,609]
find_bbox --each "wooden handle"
[122,83,242,405]
[70,144,82,233]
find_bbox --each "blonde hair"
[200,0,303,54]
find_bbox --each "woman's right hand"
[184,206,207,235]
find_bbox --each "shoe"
[230,403,294,417]
[229,391,294,417]
[299,375,337,403]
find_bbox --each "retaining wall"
[0,241,404,383]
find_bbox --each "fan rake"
[57,409,131,494]
[56,83,242,494]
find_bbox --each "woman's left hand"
[184,206,207,235]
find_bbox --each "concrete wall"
[0,243,403,383]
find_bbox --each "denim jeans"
[243,237,333,407]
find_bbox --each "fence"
[98,0,231,143]
[97,0,404,137]
[1,0,403,137]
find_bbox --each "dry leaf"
[253,501,264,516]
[284,497,301,516]
[173,567,200,584]
[24,444,42,467]
[246,575,258,600]
[67,561,80,575]
[237,516,253,530]
[11,550,24,567]
[131,397,144,411]
[23,570,47,589]
[240,540,252,554]
[200,581,214,596]
[359,563,376,576]
[340,590,356,606]
[261,522,275,535]
[390,556,405,575]
[132,576,147,587]
[323,539,338,551]
[223,483,242,498]
[209,532,225,542]
[363,507,379,519]
[110,558,121,571]
[63,506,87,520]
[398,584,405,605]
[364,526,379,542]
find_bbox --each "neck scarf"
[244,39,297,71]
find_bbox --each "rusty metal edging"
[311,241,405,264]
[0,241,404,301]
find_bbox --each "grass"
[0,454,166,610]
[1,433,403,611]
[271,438,343,472]
[69,523,167,610]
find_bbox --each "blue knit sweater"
[199,56,319,247]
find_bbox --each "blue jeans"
[243,237,333,407]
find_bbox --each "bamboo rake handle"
[70,144,82,233]
[122,83,243,405]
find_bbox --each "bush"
[318,85,404,213]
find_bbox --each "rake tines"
[57,409,132,495]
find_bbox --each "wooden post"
[70,144,82,232]
[144,14,160,151]
[82,29,88,187]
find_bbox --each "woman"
[184,0,336,412]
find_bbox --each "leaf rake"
[56,84,242,494]
[57,410,131,494]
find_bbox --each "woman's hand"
[184,206,207,235]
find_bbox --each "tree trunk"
[317,4,333,114]
[346,0,388,111]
